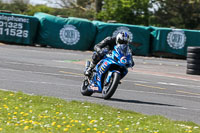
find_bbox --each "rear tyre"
[81,79,93,96]
[102,72,121,100]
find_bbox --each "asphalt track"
[0,44,200,125]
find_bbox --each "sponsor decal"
[112,27,133,41]
[91,84,98,91]
[120,56,127,64]
[0,15,30,38]
[60,25,80,45]
[0,15,29,23]
[167,29,186,49]
[0,21,29,38]
[99,62,108,75]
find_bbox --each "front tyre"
[81,79,93,96]
[102,72,121,99]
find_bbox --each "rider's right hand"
[96,47,101,53]
[96,48,103,56]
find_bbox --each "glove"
[96,47,102,54]
[102,48,109,54]
[98,50,103,56]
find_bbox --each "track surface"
[0,44,200,124]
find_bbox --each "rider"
[84,31,134,76]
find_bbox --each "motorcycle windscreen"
[115,44,131,56]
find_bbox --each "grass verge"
[0,90,199,133]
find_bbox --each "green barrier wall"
[0,13,39,45]
[92,21,150,56]
[150,27,200,56]
[34,12,96,50]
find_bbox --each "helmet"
[116,32,130,45]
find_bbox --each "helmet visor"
[118,39,128,44]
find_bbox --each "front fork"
[105,70,120,85]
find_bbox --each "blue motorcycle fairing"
[110,50,133,68]
[94,57,128,92]
[87,45,133,93]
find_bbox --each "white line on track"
[123,79,149,84]
[123,79,200,89]
[0,78,80,87]
[2,61,74,69]
[0,68,83,77]
[118,89,200,99]
[157,82,200,88]
[133,71,200,82]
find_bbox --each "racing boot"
[84,62,96,76]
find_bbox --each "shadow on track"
[92,96,178,107]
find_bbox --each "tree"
[95,0,103,12]
[153,0,200,29]
[1,0,30,14]
[46,0,94,11]
[44,0,96,19]
[47,0,103,13]
[96,0,153,25]
[26,5,55,16]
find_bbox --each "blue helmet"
[116,31,130,45]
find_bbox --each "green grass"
[0,90,199,133]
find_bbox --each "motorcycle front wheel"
[102,72,121,99]
[81,79,93,96]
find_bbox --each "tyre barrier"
[186,47,200,75]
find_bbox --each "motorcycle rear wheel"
[81,79,93,96]
[102,72,121,99]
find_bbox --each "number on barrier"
[18,23,23,29]
[8,22,13,28]
[0,21,3,27]
[16,30,22,37]
[23,30,28,38]
[10,29,16,36]
[4,28,9,35]
[0,28,3,35]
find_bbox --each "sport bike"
[81,44,134,99]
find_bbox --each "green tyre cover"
[150,26,200,57]
[34,12,96,50]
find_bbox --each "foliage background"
[1,0,200,30]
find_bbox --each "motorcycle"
[81,44,134,99]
